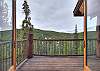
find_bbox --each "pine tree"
[22,0,31,39]
[22,0,30,20]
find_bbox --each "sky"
[1,0,97,33]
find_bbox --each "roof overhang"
[73,0,84,16]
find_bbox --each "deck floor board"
[17,56,100,71]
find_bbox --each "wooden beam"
[12,0,16,71]
[84,0,88,71]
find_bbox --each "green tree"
[22,0,30,20]
[22,0,31,28]
[22,0,32,39]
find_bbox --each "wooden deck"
[17,56,100,71]
[88,56,100,71]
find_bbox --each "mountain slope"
[0,29,96,41]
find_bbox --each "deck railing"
[0,39,96,71]
[0,40,27,71]
[16,40,27,66]
[33,39,96,56]
[0,41,12,71]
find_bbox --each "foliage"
[22,0,30,20]
[0,29,96,41]
[22,0,33,39]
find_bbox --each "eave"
[73,0,84,16]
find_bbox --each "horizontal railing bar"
[33,54,84,56]
[0,39,96,45]
[17,39,27,42]
[33,38,96,41]
[0,58,12,63]
[0,39,27,45]
[0,41,12,44]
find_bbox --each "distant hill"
[0,28,96,41]
[78,31,96,39]
[33,29,73,39]
[0,30,12,41]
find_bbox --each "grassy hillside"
[0,30,12,41]
[0,29,73,41]
[0,29,96,41]
[33,29,73,39]
[78,31,96,39]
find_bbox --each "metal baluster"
[62,41,64,55]
[64,41,66,55]
[94,39,96,55]
[6,43,7,71]
[9,43,11,69]
[59,41,61,55]
[3,44,4,71]
[46,41,47,55]
[0,44,2,70]
[36,40,37,55]
[89,40,91,55]
[66,41,69,55]
[91,40,94,55]
[52,40,54,55]
[66,41,68,55]
[18,42,19,65]
[1,44,3,71]
[47,40,49,55]
[45,41,46,55]
[71,40,72,55]
[33,39,34,55]
[88,40,89,55]
[69,40,70,55]
[19,41,21,63]
[54,40,55,55]
[21,41,23,60]
[38,40,40,55]
[49,41,50,55]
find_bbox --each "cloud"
[0,0,85,32]
[29,0,84,32]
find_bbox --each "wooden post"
[27,31,33,59]
[84,0,88,71]
[96,25,100,58]
[12,0,16,71]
